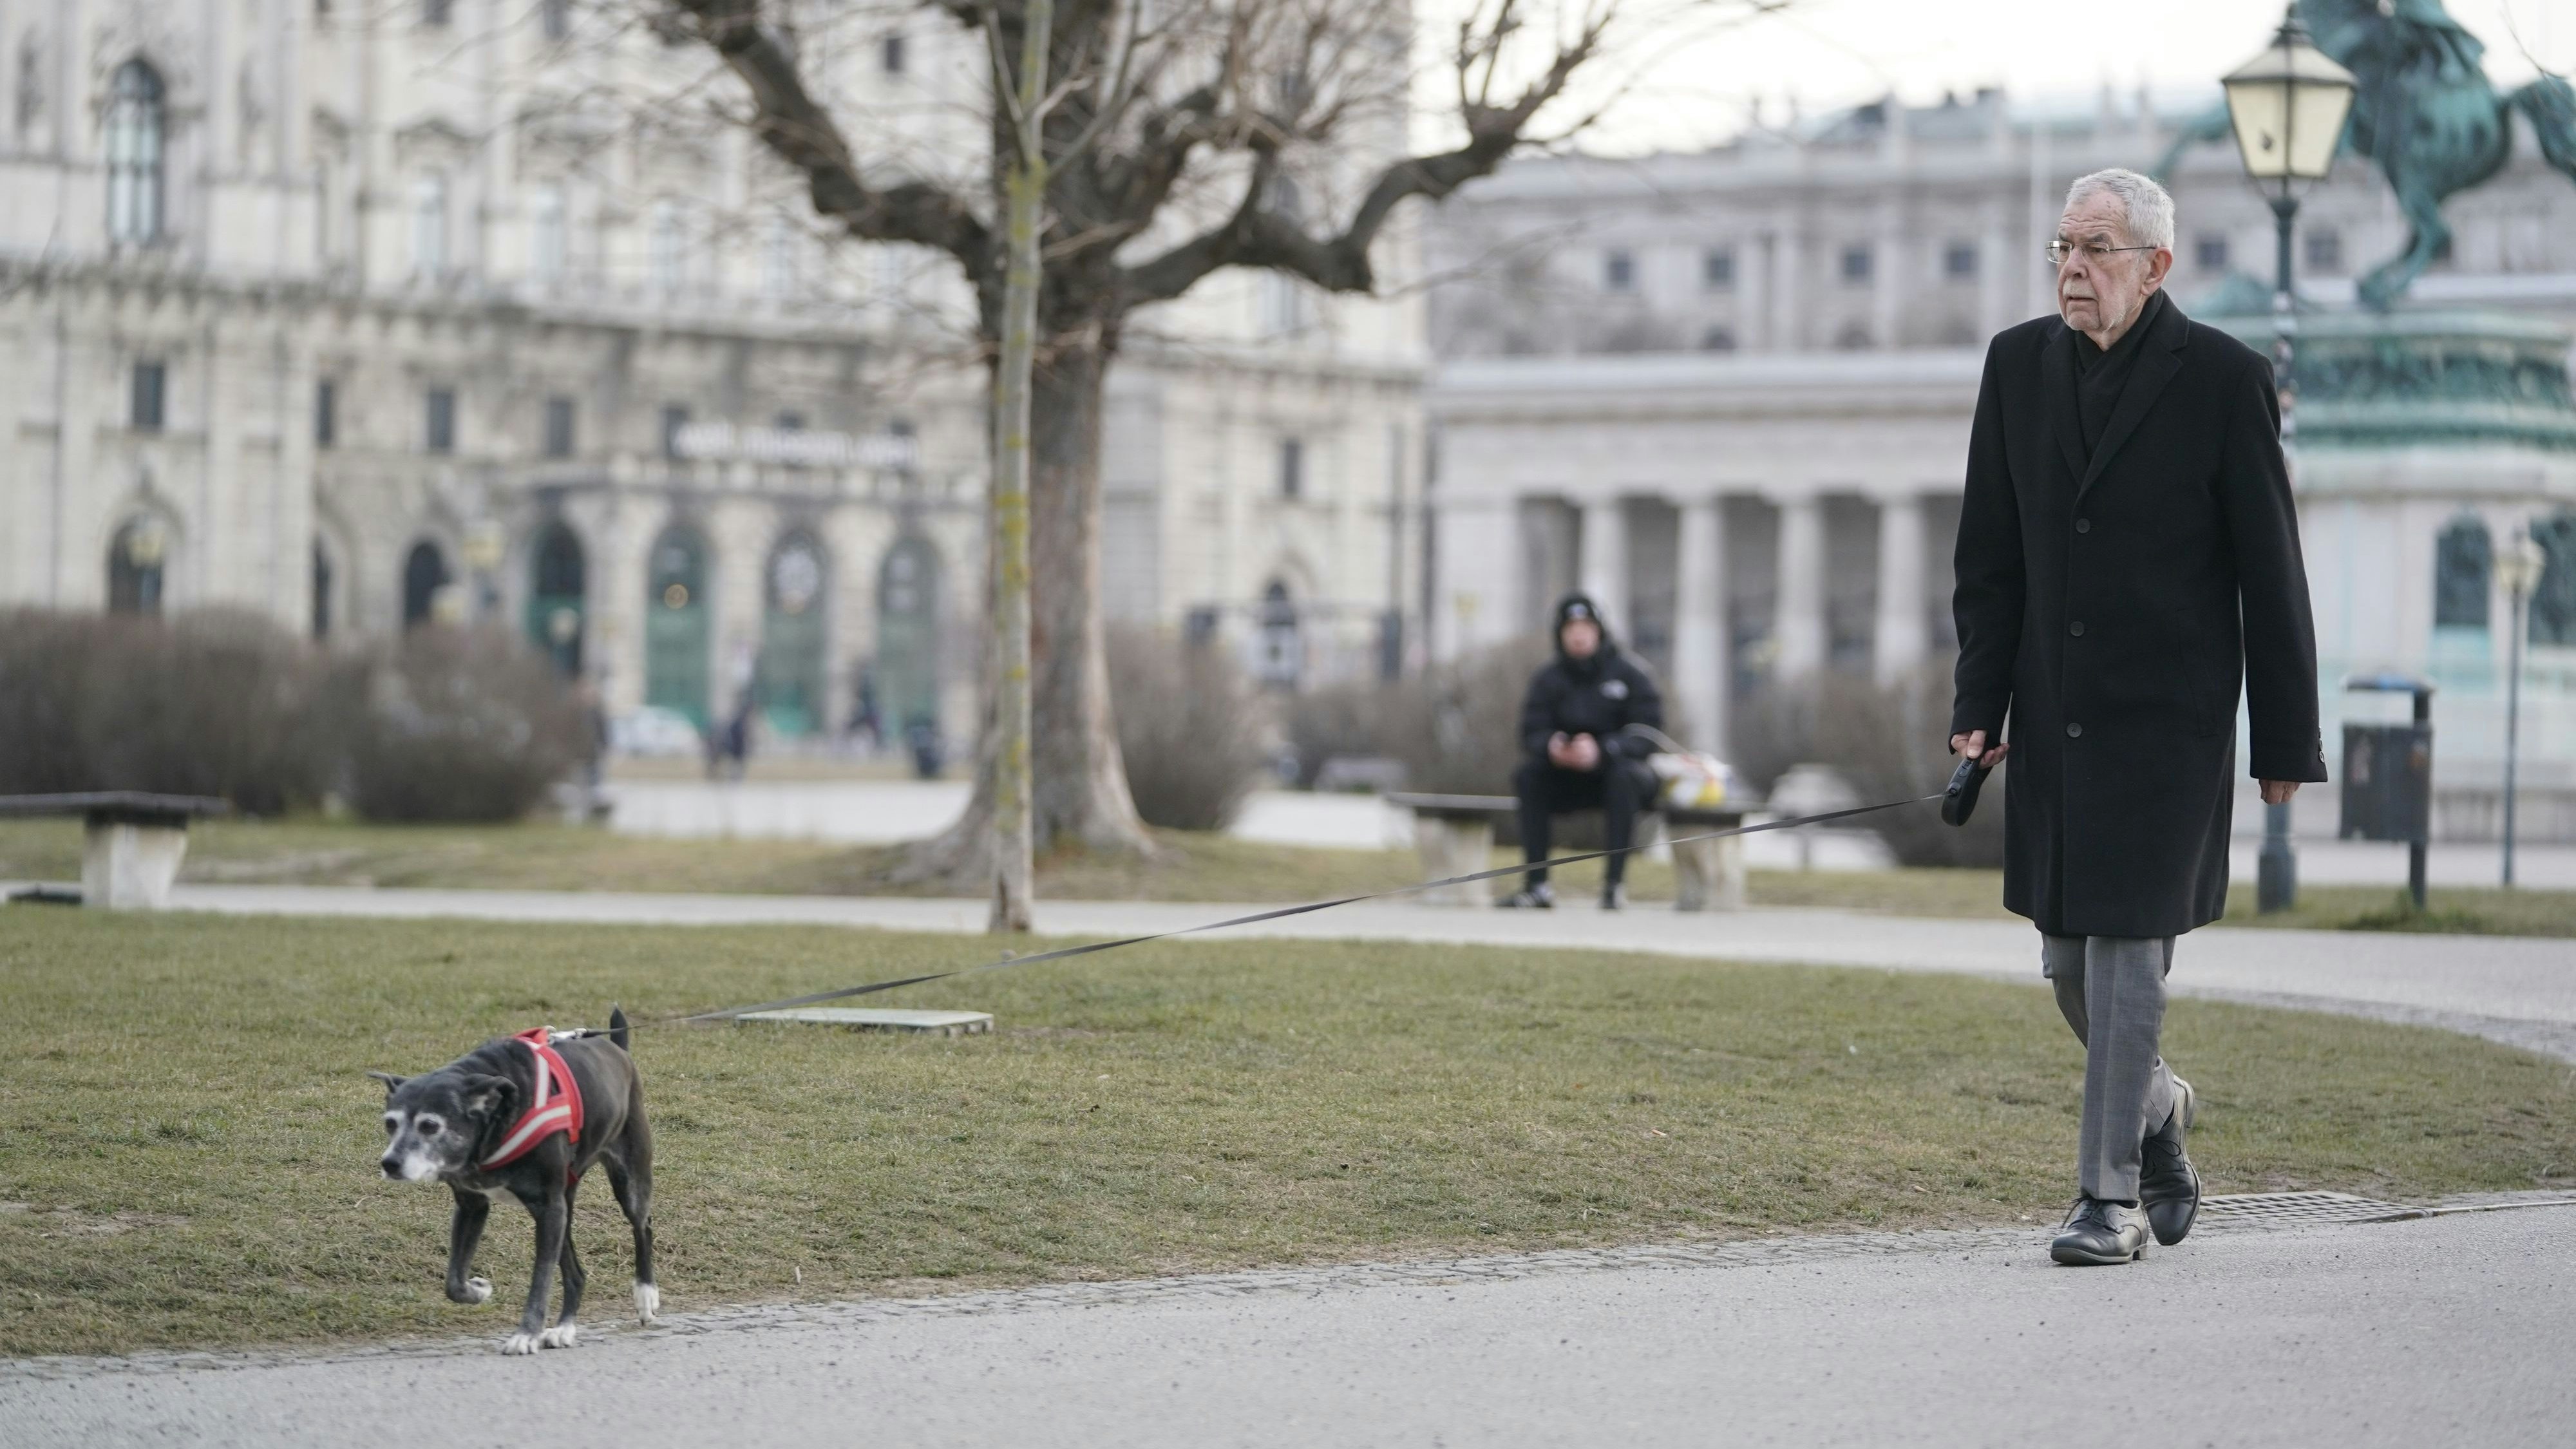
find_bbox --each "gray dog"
[371,1008,657,1354]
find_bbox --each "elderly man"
[1951,169,2326,1266]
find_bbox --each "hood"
[1551,592,1618,667]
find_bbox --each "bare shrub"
[1391,637,1555,796]
[0,608,326,813]
[1730,659,2005,868]
[1282,682,1391,790]
[1104,625,1270,831]
[1282,637,1553,799]
[334,625,588,822]
[0,609,99,797]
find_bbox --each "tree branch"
[674,0,991,270]
[1119,2,1613,306]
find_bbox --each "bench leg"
[82,822,190,910]
[1413,817,1496,907]
[1672,835,1747,913]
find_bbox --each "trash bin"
[2338,673,2434,908]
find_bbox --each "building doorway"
[106,518,167,615]
[645,526,711,728]
[876,535,942,747]
[755,533,829,736]
[525,521,586,676]
[401,540,450,627]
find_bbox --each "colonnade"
[1558,489,1948,754]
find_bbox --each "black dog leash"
[609,789,1956,1031]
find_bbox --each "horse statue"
[2157,0,2576,310]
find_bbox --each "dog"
[370,1007,657,1355]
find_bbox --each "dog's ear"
[366,1071,408,1096]
[458,1074,517,1122]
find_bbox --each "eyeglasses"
[2046,238,2159,267]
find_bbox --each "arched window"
[105,61,165,244]
[527,522,586,675]
[2432,516,2491,631]
[1255,580,1302,688]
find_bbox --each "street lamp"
[2494,529,2548,887]
[2222,6,2355,913]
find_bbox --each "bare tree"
[667,0,1681,886]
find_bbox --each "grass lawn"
[3,911,2571,1358]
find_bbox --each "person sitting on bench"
[1502,593,1665,911]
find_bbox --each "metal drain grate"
[2195,1191,2416,1230]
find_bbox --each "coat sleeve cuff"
[1948,698,2007,743]
[2249,744,2329,784]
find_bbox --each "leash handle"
[1941,755,1992,827]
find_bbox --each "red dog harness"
[478,1028,585,1175]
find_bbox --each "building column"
[1579,495,1627,631]
[1774,492,1826,679]
[1873,489,1929,683]
[1742,232,1772,352]
[1674,495,1728,753]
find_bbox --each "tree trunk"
[982,0,1050,934]
[898,328,1151,889]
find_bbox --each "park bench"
[0,792,230,910]
[1387,791,1760,911]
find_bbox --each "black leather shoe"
[2139,1076,2201,1247]
[1499,882,1555,909]
[2050,1196,2149,1265]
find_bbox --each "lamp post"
[461,519,507,620]
[2221,5,2356,913]
[2494,529,2547,887]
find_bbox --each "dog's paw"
[451,1277,492,1305]
[539,1323,579,1350]
[499,1332,541,1356]
[634,1283,661,1325]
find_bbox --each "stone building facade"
[1,0,1426,750]
[1425,90,2576,825]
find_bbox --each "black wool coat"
[1950,296,2327,938]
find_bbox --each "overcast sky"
[1495,0,2571,156]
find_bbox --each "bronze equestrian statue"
[2157,0,2576,310]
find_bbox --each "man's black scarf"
[2070,287,2168,459]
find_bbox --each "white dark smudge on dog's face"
[372,1070,514,1184]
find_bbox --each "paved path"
[598,779,2576,883]
[156,884,2576,1057]
[8,1206,2573,1447]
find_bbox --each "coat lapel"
[2076,295,2190,500]
[2041,323,2085,488]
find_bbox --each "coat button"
[2065,722,2083,739]
[2075,518,2091,534]
[2069,620,2085,636]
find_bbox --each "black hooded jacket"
[1518,594,1665,763]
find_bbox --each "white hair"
[2063,168,2175,252]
